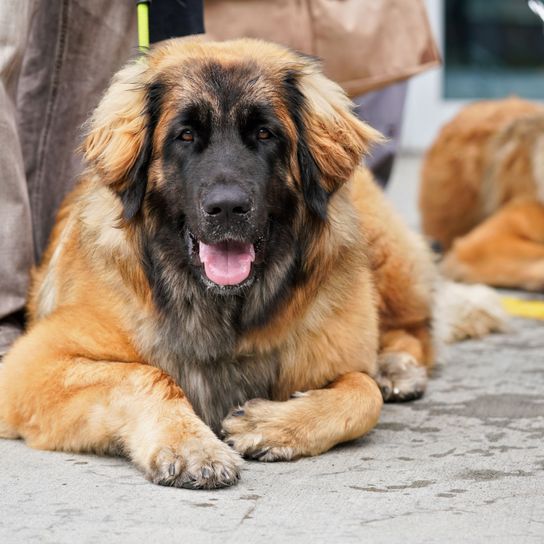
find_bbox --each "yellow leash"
[501,296,544,320]
[136,1,151,52]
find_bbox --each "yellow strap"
[501,296,544,320]
[137,2,150,52]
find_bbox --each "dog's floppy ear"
[82,59,161,220]
[284,61,382,220]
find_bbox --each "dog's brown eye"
[180,129,194,142]
[257,128,271,140]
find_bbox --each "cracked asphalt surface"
[1,155,543,543]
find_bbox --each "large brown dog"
[0,38,435,489]
[420,97,544,290]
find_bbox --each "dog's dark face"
[154,62,298,292]
[83,39,376,321]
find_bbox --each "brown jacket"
[204,0,440,96]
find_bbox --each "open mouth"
[188,232,265,288]
[199,240,255,286]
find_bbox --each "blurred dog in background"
[420,97,544,291]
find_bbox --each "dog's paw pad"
[147,438,242,489]
[376,352,427,402]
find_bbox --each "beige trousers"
[0,0,136,354]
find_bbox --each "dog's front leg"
[0,343,242,488]
[222,372,382,461]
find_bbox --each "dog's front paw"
[376,352,427,402]
[222,399,299,462]
[143,435,242,489]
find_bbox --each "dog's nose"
[202,186,251,220]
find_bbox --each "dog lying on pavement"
[0,38,437,489]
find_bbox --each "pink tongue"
[199,240,255,286]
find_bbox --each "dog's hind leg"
[441,201,544,291]
[222,372,383,461]
[0,317,241,489]
[369,226,436,402]
[351,172,436,401]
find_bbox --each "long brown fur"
[420,97,544,290]
[0,38,435,488]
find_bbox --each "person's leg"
[17,0,137,263]
[353,81,408,188]
[0,0,38,356]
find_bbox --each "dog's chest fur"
[176,352,278,434]
[136,286,280,434]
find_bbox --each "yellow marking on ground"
[501,297,544,320]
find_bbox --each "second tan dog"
[420,97,544,290]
